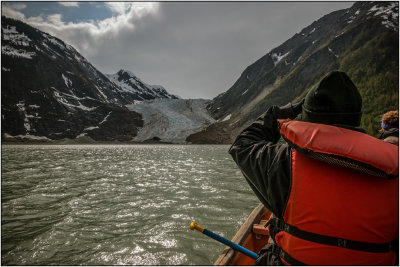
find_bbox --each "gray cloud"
[58,2,79,8]
[98,2,353,99]
[2,2,353,99]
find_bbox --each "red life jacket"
[270,119,399,265]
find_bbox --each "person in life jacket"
[229,71,399,265]
[379,110,399,146]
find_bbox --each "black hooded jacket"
[229,106,291,218]
[228,105,367,221]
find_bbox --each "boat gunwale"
[214,203,267,265]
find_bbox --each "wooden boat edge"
[214,203,267,266]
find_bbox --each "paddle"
[189,221,259,260]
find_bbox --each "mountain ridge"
[1,16,178,142]
[106,69,179,101]
[188,1,398,143]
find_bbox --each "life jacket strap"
[267,217,398,253]
[269,243,306,266]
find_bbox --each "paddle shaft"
[190,221,259,260]
[203,228,259,260]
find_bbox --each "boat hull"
[214,203,271,266]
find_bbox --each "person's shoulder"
[383,136,399,146]
[381,128,399,139]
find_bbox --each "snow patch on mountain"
[2,45,35,59]
[221,114,232,122]
[271,51,290,66]
[368,2,399,31]
[99,111,112,125]
[126,98,215,143]
[16,101,31,132]
[2,25,31,46]
[2,26,35,58]
[328,47,339,58]
[62,73,72,88]
[51,87,97,111]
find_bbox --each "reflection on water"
[2,144,259,265]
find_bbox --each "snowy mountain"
[1,16,177,142]
[126,99,215,143]
[106,70,179,101]
[196,1,398,143]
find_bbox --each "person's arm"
[228,101,303,217]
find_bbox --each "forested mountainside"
[192,1,398,143]
[1,16,176,142]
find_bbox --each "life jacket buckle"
[338,238,347,248]
[275,218,285,230]
[271,244,281,256]
[284,224,290,232]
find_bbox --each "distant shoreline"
[2,140,173,145]
[1,140,229,146]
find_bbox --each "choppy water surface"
[2,144,259,265]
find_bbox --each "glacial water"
[1,144,259,265]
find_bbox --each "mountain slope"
[198,1,398,143]
[1,16,176,141]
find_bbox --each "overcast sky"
[2,1,354,99]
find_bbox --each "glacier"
[126,98,216,143]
